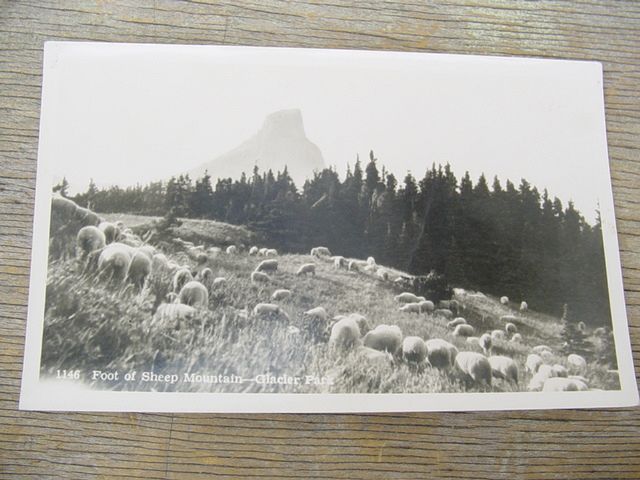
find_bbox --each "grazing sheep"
[258,247,268,256]
[453,324,475,337]
[271,289,292,301]
[466,336,480,346]
[488,355,519,384]
[265,248,278,256]
[366,256,376,266]
[520,301,528,312]
[439,299,461,315]
[402,336,428,363]
[252,303,288,321]
[76,226,106,259]
[311,246,331,258]
[296,263,316,276]
[399,302,423,314]
[551,364,569,377]
[532,345,552,355]
[505,323,517,335]
[540,350,554,363]
[153,303,197,328]
[395,292,422,304]
[526,354,543,374]
[510,333,523,343]
[304,306,328,322]
[172,268,193,292]
[363,324,403,354]
[249,246,259,255]
[577,321,586,333]
[98,221,121,244]
[447,317,467,329]
[212,277,227,288]
[542,377,588,392]
[355,346,392,367]
[434,308,454,319]
[593,327,607,337]
[328,317,361,351]
[194,252,208,265]
[251,271,271,283]
[455,352,492,386]
[479,333,492,355]
[178,281,209,309]
[418,300,435,313]
[97,243,133,281]
[225,245,237,254]
[528,365,557,391]
[120,233,142,248]
[425,339,458,369]
[151,253,169,272]
[567,354,587,374]
[347,260,361,272]
[346,313,369,335]
[128,250,152,289]
[75,207,101,228]
[332,256,346,269]
[197,267,214,284]
[207,246,222,257]
[256,259,278,273]
[500,296,509,305]
[500,314,518,323]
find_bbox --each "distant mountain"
[188,109,325,186]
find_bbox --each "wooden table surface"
[1,1,639,478]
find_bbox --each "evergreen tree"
[559,304,594,359]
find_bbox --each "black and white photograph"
[20,42,638,412]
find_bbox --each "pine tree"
[559,304,594,359]
[53,177,70,197]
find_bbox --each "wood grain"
[1,1,639,478]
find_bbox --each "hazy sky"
[40,42,609,222]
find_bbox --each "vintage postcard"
[19,42,638,412]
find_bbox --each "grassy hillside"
[41,214,620,395]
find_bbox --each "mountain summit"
[188,109,325,186]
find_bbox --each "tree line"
[69,151,611,326]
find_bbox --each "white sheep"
[363,324,403,354]
[128,250,152,289]
[252,303,288,320]
[271,289,292,301]
[500,296,509,305]
[577,321,586,333]
[399,302,422,314]
[375,269,389,281]
[332,256,346,269]
[265,248,278,256]
[341,313,369,335]
[551,364,569,377]
[151,253,169,272]
[532,345,552,355]
[153,303,196,328]
[525,353,543,374]
[366,256,376,266]
[178,281,209,309]
[208,246,222,257]
[347,259,362,272]
[488,355,519,384]
[453,324,475,337]
[500,314,518,323]
[304,306,328,322]
[258,247,268,256]
[491,329,506,341]
[197,267,214,284]
[226,245,237,254]
[251,271,271,283]
[511,333,523,343]
[593,327,607,337]
[212,277,227,288]
[355,346,392,367]
[98,221,120,244]
[172,268,193,292]
[311,246,331,258]
[425,339,458,369]
[402,336,427,364]
[97,243,133,281]
[455,352,492,386]
[328,317,361,351]
[567,354,587,374]
[447,317,467,329]
[76,225,106,259]
[394,292,421,304]
[479,333,492,355]
[520,301,528,312]
[418,300,435,313]
[256,259,278,273]
[542,377,588,392]
[434,308,454,319]
[249,246,259,255]
[296,263,316,276]
[505,323,517,335]
[528,365,556,391]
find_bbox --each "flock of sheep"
[55,195,599,394]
